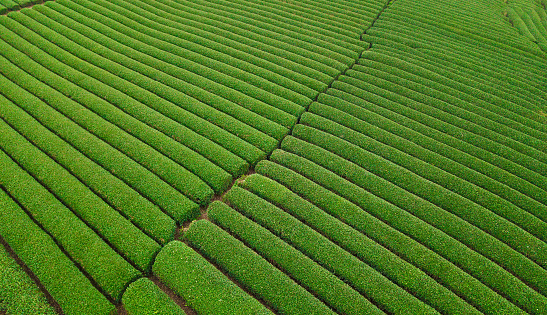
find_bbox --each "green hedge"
[122,278,184,315]
[116,0,341,78]
[240,174,506,314]
[372,43,547,118]
[53,0,298,134]
[207,200,384,315]
[0,117,160,273]
[300,110,547,241]
[124,0,334,87]
[0,186,115,315]
[345,68,547,171]
[14,9,234,193]
[286,128,547,285]
[82,0,315,110]
[0,94,176,245]
[312,95,547,219]
[23,3,277,162]
[114,0,324,99]
[0,145,140,302]
[183,220,334,315]
[328,80,547,194]
[0,17,215,206]
[258,155,547,313]
[153,241,272,315]
[357,52,547,138]
[0,244,56,315]
[0,41,199,224]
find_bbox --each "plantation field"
[0,0,546,313]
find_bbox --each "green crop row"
[153,241,271,315]
[86,0,328,108]
[196,0,364,44]
[367,44,547,123]
[11,9,235,193]
[183,220,335,315]
[166,0,366,56]
[286,127,547,281]
[96,0,317,106]
[0,94,176,245]
[122,278,184,315]
[54,0,299,132]
[345,68,547,171]
[510,6,547,51]
[0,53,198,224]
[0,188,114,315]
[23,6,268,168]
[207,200,386,315]
[0,115,160,273]
[312,95,547,217]
[382,2,545,60]
[329,78,547,193]
[364,35,547,104]
[112,0,354,70]
[117,0,327,97]
[123,0,335,85]
[240,173,520,314]
[77,0,307,120]
[29,4,261,171]
[0,19,215,206]
[0,243,56,315]
[299,111,547,241]
[358,51,547,138]
[373,10,546,73]
[42,1,289,147]
[257,155,547,314]
[121,0,341,77]
[363,27,545,90]
[0,145,139,302]
[220,188,440,314]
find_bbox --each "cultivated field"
[1,0,546,314]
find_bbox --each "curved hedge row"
[0,116,161,273]
[239,173,518,314]
[0,242,56,315]
[0,43,200,224]
[153,241,271,315]
[259,153,547,313]
[183,220,335,315]
[284,129,547,285]
[0,188,114,315]
[122,278,184,315]
[0,146,139,302]
[0,90,176,245]
[311,96,547,219]
[0,18,215,206]
[207,200,386,315]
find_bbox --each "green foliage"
[0,114,160,273]
[257,156,547,314]
[284,128,547,287]
[0,19,215,206]
[0,146,140,302]
[207,200,385,315]
[153,241,271,315]
[240,174,504,315]
[122,278,184,315]
[299,110,547,242]
[183,220,334,315]
[311,95,547,218]
[0,189,114,315]
[0,43,199,224]
[0,245,56,315]
[0,94,176,245]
